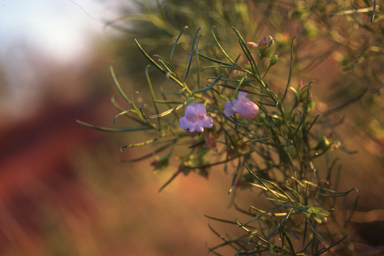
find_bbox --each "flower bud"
[297,82,312,103]
[258,35,275,58]
[316,136,330,151]
[315,134,340,151]
[306,99,315,113]
[270,55,279,66]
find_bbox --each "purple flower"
[224,92,259,119]
[179,103,213,132]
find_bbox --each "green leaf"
[120,137,161,150]
[134,39,166,74]
[145,65,161,128]
[231,72,247,102]
[231,27,259,77]
[170,26,188,71]
[281,36,297,104]
[109,63,132,105]
[121,141,176,163]
[211,27,239,66]
[228,158,242,195]
[197,53,238,68]
[110,96,147,125]
[77,120,152,132]
[192,75,223,93]
[113,109,138,125]
[183,27,201,82]
[294,80,315,136]
[145,102,186,119]
[135,39,188,91]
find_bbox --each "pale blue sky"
[0,0,121,120]
[0,0,119,61]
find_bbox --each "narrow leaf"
[110,63,132,105]
[121,142,175,163]
[281,36,297,104]
[183,27,201,82]
[211,27,238,66]
[232,27,259,76]
[145,102,186,119]
[77,120,152,132]
[192,75,223,93]
[146,65,161,128]
[170,26,188,70]
[197,53,237,68]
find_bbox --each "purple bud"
[257,35,275,58]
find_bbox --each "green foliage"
[79,25,358,254]
[79,0,384,254]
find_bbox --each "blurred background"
[1,0,384,255]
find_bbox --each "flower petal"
[185,103,197,117]
[194,103,207,115]
[179,117,190,130]
[224,101,235,117]
[202,116,213,128]
[238,91,248,99]
[189,124,197,132]
[236,101,259,119]
[224,92,259,119]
